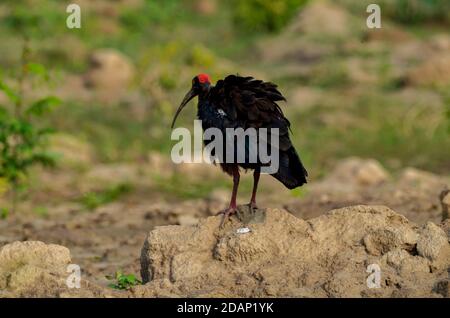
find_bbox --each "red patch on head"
[197,73,211,84]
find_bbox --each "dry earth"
[0,158,449,297]
[0,205,448,297]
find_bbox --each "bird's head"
[171,73,211,128]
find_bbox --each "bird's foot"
[248,201,258,211]
[216,206,237,227]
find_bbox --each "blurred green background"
[0,0,449,212]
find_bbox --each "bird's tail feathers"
[271,147,308,189]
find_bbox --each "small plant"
[0,42,60,213]
[0,208,8,220]
[107,271,142,290]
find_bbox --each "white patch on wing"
[217,108,226,117]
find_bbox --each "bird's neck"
[198,85,211,100]
[197,87,215,124]
[197,96,210,117]
[197,86,211,110]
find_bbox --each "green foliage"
[380,0,450,24]
[232,0,309,32]
[1,1,63,37]
[107,271,142,290]
[0,177,8,195]
[120,0,187,30]
[26,96,61,117]
[79,183,133,210]
[0,208,8,219]
[158,72,178,90]
[187,44,216,68]
[0,44,60,211]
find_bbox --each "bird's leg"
[249,167,260,210]
[217,166,240,227]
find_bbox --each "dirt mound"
[405,54,450,87]
[0,241,111,297]
[289,1,351,38]
[137,205,449,297]
[258,1,353,73]
[320,157,389,187]
[1,206,448,298]
[286,158,449,224]
[83,49,135,102]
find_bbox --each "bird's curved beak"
[171,89,197,129]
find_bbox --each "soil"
[0,158,448,297]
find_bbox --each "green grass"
[79,183,133,210]
[45,100,174,162]
[0,208,9,219]
[0,0,257,71]
[290,90,450,176]
[34,206,49,218]
[0,0,448,207]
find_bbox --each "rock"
[405,54,450,87]
[192,0,217,15]
[398,168,447,191]
[0,241,110,297]
[434,280,449,298]
[258,2,351,65]
[84,49,135,102]
[140,205,449,297]
[290,2,351,38]
[417,222,449,261]
[384,249,411,269]
[177,215,199,226]
[429,34,450,51]
[0,241,71,274]
[324,157,389,187]
[363,226,417,256]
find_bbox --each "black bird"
[171,74,308,225]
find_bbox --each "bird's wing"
[210,75,292,151]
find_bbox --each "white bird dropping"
[236,227,251,234]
